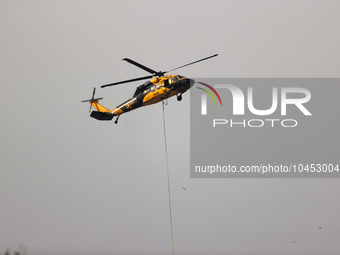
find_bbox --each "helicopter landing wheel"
[114,115,120,124]
[177,94,182,101]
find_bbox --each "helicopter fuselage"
[89,75,194,121]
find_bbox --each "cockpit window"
[143,81,153,87]
[178,75,184,79]
[172,76,179,82]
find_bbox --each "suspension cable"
[162,101,174,255]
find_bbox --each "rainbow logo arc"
[196,82,223,106]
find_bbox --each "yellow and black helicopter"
[82,54,218,124]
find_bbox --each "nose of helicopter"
[189,79,195,87]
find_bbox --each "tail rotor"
[82,87,103,113]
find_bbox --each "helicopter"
[82,54,218,124]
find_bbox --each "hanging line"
[162,100,174,255]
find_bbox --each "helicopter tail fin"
[82,88,115,121]
[88,100,109,112]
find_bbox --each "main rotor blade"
[165,54,218,73]
[123,58,158,75]
[101,75,154,88]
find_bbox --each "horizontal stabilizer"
[90,111,115,121]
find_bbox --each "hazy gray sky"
[1,1,340,254]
